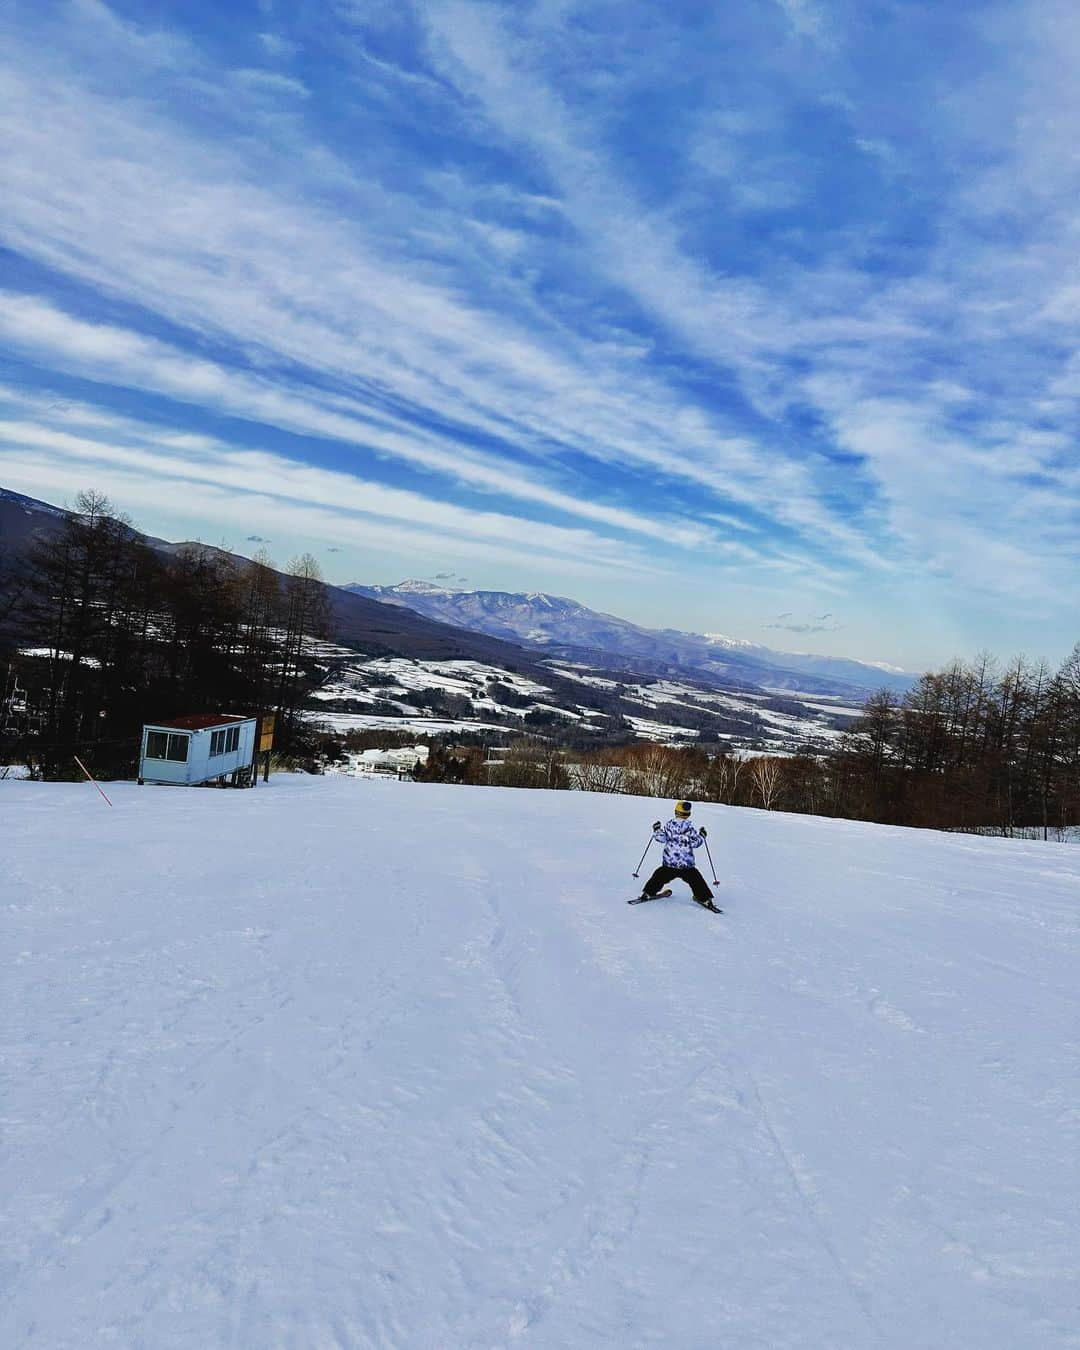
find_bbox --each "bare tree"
[489,738,568,790]
[276,553,331,735]
[573,754,625,793]
[622,743,689,799]
[750,755,783,810]
[706,751,746,805]
[238,548,281,710]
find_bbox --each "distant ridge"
[0,488,540,669]
[345,580,917,697]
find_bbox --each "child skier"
[636,801,718,909]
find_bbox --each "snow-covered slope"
[3,777,1077,1348]
[301,649,861,749]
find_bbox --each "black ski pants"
[643,865,714,902]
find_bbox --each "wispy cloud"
[0,13,872,576]
[766,620,844,635]
[0,294,705,552]
[232,68,310,99]
[413,0,1079,602]
[0,391,663,577]
[0,0,1076,664]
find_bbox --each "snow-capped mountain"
[697,633,916,692]
[345,582,917,696]
[701,631,757,650]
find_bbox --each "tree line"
[2,491,330,778]
[416,648,1080,840]
[831,650,1080,836]
[566,650,1080,837]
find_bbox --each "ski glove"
[699,827,707,838]
[652,821,662,832]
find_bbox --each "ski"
[628,890,722,913]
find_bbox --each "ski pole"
[632,836,654,878]
[703,835,718,885]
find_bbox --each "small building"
[139,714,259,787]
[352,745,429,780]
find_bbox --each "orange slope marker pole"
[73,754,114,808]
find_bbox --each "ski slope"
[3,776,1078,1349]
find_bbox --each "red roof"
[149,713,252,732]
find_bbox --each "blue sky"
[1,0,1077,670]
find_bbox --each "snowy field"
[302,710,513,735]
[3,776,1078,1349]
[300,652,854,750]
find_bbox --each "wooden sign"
[257,712,276,753]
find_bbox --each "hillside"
[346,580,917,696]
[301,644,864,750]
[0,488,865,752]
[3,776,1076,1348]
[0,487,540,668]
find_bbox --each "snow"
[301,711,511,734]
[304,657,615,736]
[372,658,551,699]
[307,659,563,726]
[544,668,855,749]
[19,647,102,668]
[702,631,755,649]
[753,705,846,741]
[785,698,865,719]
[543,662,621,690]
[760,687,865,709]
[624,714,700,742]
[304,655,855,751]
[2,777,1078,1349]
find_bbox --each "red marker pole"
[73,754,114,808]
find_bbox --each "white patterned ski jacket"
[653,818,705,869]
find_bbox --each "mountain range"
[1,487,895,750]
[345,581,916,697]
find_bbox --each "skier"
[635,800,717,908]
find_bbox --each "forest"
[425,651,1080,839]
[824,651,1080,835]
[1,492,329,778]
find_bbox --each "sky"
[0,0,1077,671]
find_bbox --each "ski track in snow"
[2,777,1078,1349]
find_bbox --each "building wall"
[140,720,257,786]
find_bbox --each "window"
[210,725,242,756]
[145,731,188,762]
